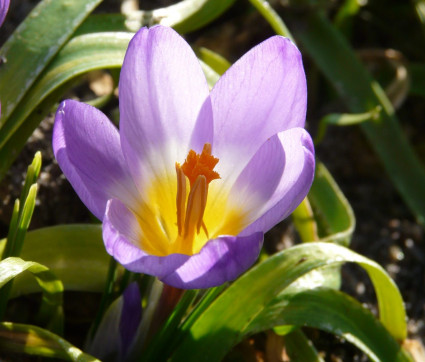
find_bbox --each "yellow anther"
[175,163,187,236]
[184,175,207,239]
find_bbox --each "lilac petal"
[0,0,9,27]
[189,96,214,154]
[103,198,190,278]
[229,134,285,216]
[119,26,210,193]
[104,199,263,289]
[120,282,142,359]
[161,232,264,289]
[53,100,139,220]
[210,36,307,179]
[240,128,315,236]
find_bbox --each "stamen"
[175,143,220,252]
[201,221,209,238]
[184,175,207,239]
[175,163,186,236]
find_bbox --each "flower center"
[136,144,246,257]
[174,143,220,253]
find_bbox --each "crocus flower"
[0,0,9,27]
[53,25,315,289]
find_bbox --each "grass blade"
[294,11,425,226]
[0,225,108,296]
[171,242,406,360]
[257,289,412,362]
[0,322,99,361]
[0,0,102,125]
[0,257,63,332]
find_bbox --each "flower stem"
[89,256,117,340]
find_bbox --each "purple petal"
[120,282,142,358]
[210,36,307,179]
[229,134,286,221]
[161,232,263,289]
[189,96,214,154]
[103,198,263,289]
[0,0,9,27]
[53,100,139,220]
[103,198,190,279]
[240,128,315,236]
[119,26,210,194]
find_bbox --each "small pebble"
[389,219,401,228]
[356,282,366,295]
[389,245,404,261]
[405,238,414,248]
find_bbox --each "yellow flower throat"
[137,143,246,257]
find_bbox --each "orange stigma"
[175,143,220,253]
[181,143,220,187]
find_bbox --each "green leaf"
[3,152,42,260]
[89,257,118,340]
[16,185,37,246]
[4,200,20,259]
[291,162,356,292]
[122,0,237,34]
[408,63,425,98]
[171,242,406,361]
[0,225,108,296]
[0,258,63,331]
[0,322,99,361]
[6,31,131,136]
[194,47,231,76]
[0,31,132,180]
[3,184,38,259]
[273,324,297,336]
[74,14,130,36]
[284,328,324,362]
[172,0,236,33]
[308,162,355,246]
[180,286,227,333]
[255,289,412,362]
[19,151,42,208]
[293,12,425,226]
[333,0,362,36]
[0,152,41,321]
[292,197,319,243]
[143,286,226,361]
[143,290,198,361]
[78,1,239,37]
[199,60,221,88]
[414,0,425,37]
[0,0,102,124]
[248,0,294,40]
[315,106,382,144]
